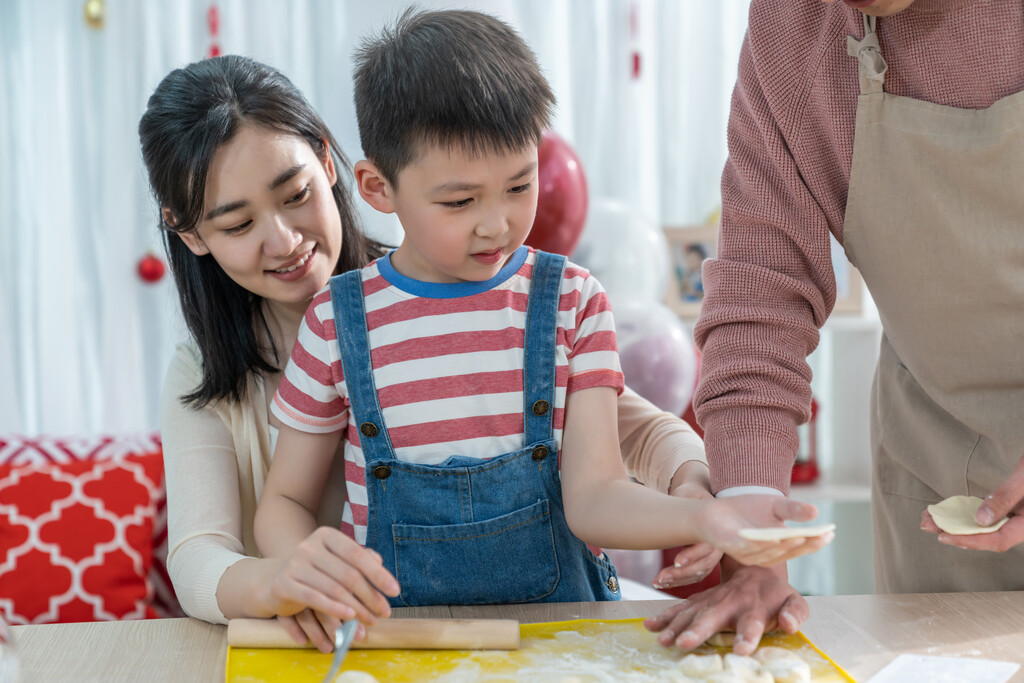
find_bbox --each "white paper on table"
[868,654,1020,683]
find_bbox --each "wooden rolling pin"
[227,617,520,650]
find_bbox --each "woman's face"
[174,124,342,311]
[820,0,918,16]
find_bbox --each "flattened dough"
[927,495,1009,535]
[738,523,835,542]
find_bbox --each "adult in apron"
[844,14,1024,593]
[329,251,621,606]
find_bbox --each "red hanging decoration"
[137,252,167,284]
[207,5,221,58]
[629,1,641,80]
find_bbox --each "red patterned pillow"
[0,438,170,624]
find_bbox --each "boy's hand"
[697,495,833,566]
[654,461,724,588]
[263,526,401,652]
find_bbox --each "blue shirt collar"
[376,246,530,299]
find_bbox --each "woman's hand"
[697,495,833,566]
[261,526,400,652]
[644,564,808,655]
[654,461,723,588]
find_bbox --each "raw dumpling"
[678,653,724,677]
[334,672,380,683]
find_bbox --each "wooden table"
[11,593,1024,682]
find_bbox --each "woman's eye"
[287,185,311,204]
[509,182,532,194]
[442,198,472,208]
[223,221,252,235]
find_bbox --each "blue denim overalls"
[329,250,621,606]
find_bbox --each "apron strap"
[847,13,887,95]
[330,269,396,464]
[523,251,566,446]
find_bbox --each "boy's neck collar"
[377,246,530,299]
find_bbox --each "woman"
[139,55,803,653]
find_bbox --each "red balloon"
[527,129,588,256]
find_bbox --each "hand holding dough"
[927,495,1009,535]
[737,523,835,542]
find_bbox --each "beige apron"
[844,14,1024,593]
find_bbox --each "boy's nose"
[476,215,509,239]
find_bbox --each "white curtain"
[0,0,751,435]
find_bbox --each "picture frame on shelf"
[663,224,719,319]
[830,233,863,314]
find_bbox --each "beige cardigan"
[161,340,705,624]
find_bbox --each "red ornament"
[791,397,820,484]
[137,252,166,284]
[525,129,589,257]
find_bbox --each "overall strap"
[523,251,566,446]
[847,13,887,95]
[329,270,396,463]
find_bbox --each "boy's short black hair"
[353,7,555,186]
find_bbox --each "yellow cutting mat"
[225,618,856,682]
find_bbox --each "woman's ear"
[319,138,337,186]
[353,160,395,214]
[163,208,210,256]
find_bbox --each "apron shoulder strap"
[329,269,396,463]
[523,250,567,446]
[847,13,887,95]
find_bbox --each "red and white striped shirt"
[271,248,624,544]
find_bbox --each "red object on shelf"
[791,397,820,484]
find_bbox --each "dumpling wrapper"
[927,495,1009,535]
[737,523,835,542]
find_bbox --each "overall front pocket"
[392,499,559,606]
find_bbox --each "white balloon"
[572,199,670,303]
[612,297,698,416]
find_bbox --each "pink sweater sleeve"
[693,0,1024,493]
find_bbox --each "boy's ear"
[163,208,210,256]
[353,160,396,214]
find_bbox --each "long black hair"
[139,55,385,407]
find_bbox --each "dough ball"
[927,495,1009,535]
[752,646,802,665]
[678,653,723,677]
[724,653,761,673]
[705,631,736,647]
[333,671,380,683]
[759,656,811,683]
[706,671,772,683]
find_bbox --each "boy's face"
[387,142,539,284]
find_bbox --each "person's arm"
[254,426,339,556]
[160,347,269,625]
[560,386,829,565]
[616,386,705,494]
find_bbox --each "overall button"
[372,465,391,480]
[531,446,548,461]
[360,422,379,438]
[606,576,619,593]
[531,400,550,416]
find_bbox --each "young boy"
[255,8,827,611]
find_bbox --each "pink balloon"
[527,129,588,256]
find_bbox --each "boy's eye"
[509,182,532,194]
[442,198,472,208]
[287,185,311,204]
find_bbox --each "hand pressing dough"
[927,495,1009,535]
[738,523,835,542]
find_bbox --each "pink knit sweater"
[695,0,1024,494]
